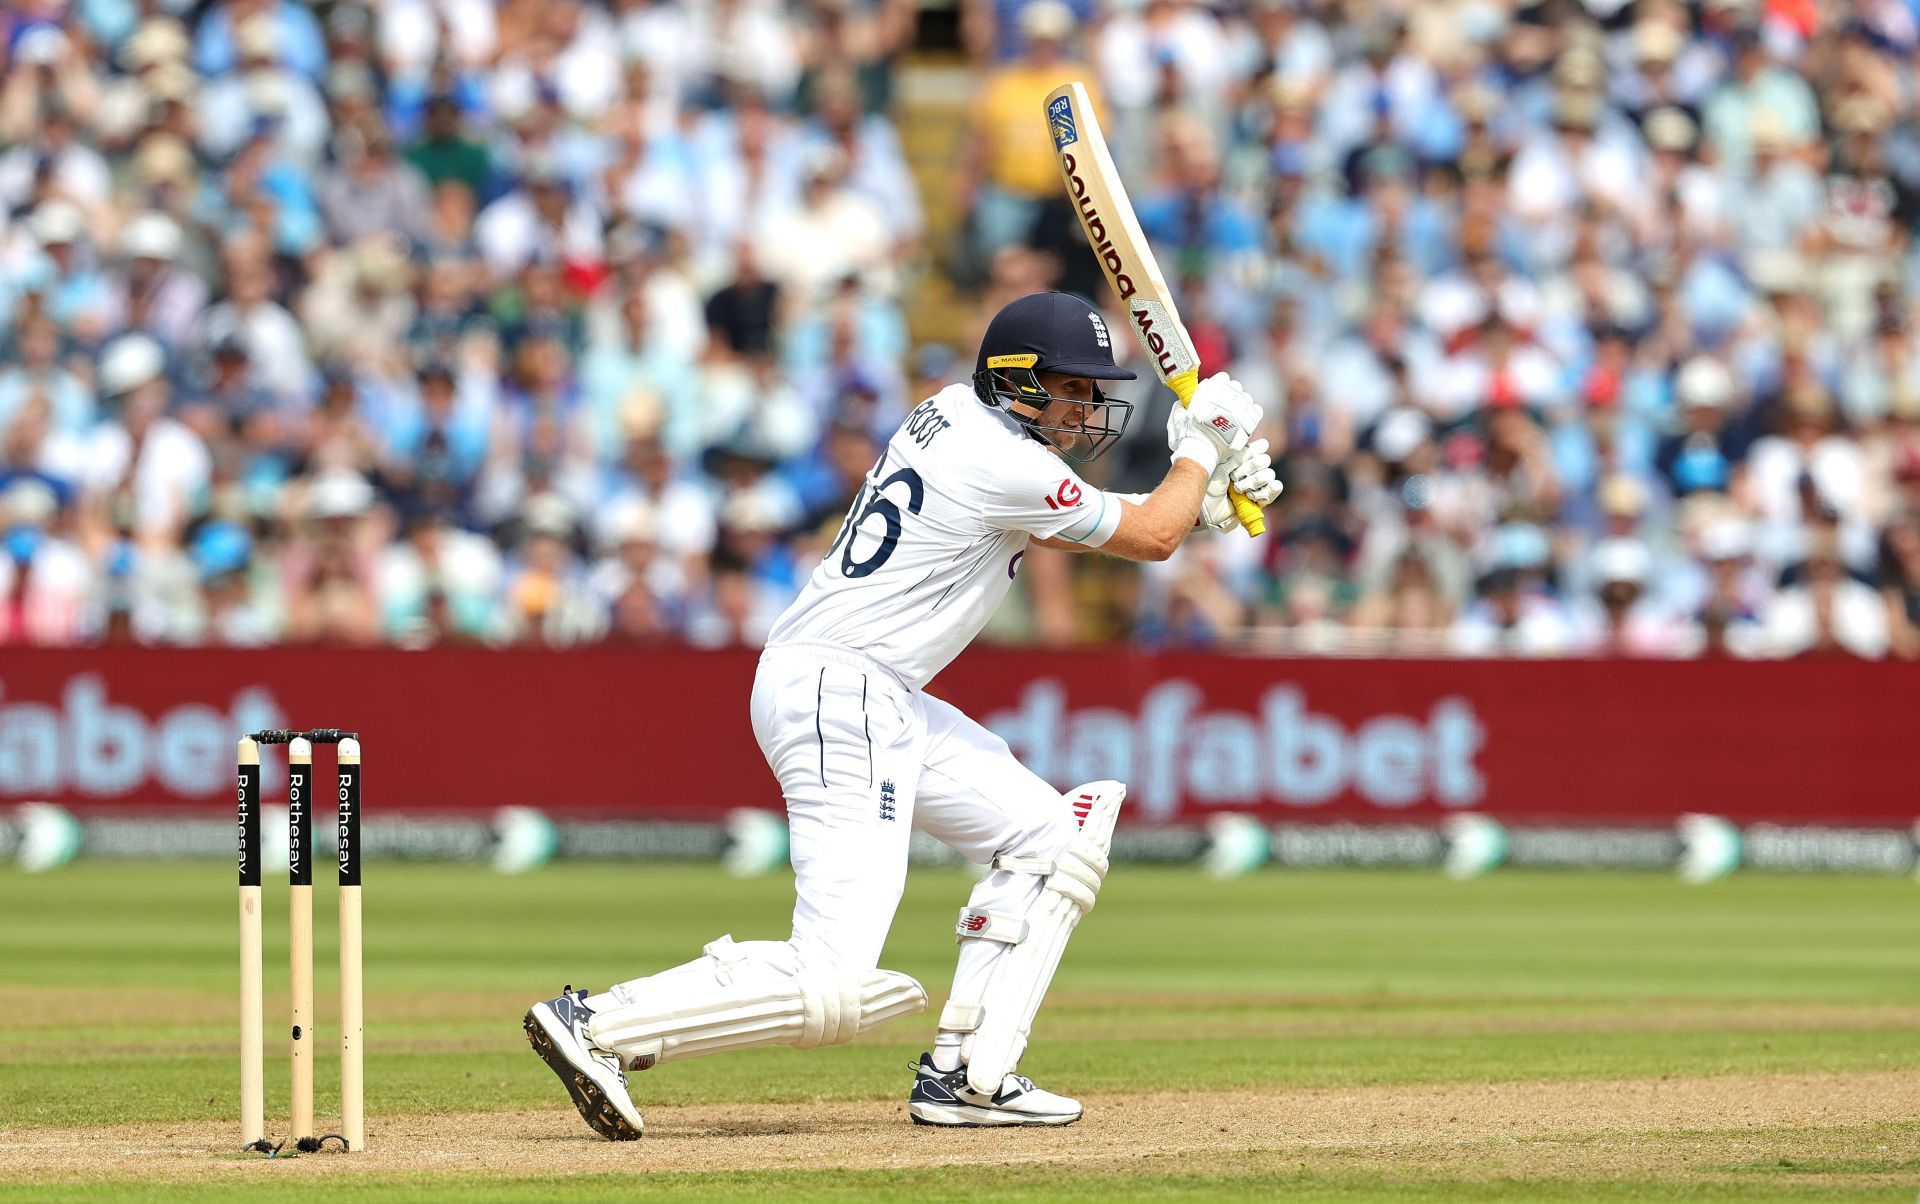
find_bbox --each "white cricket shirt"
[765,384,1122,688]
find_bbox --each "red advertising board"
[0,647,1908,825]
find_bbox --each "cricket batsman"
[525,291,1280,1135]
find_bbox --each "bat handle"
[1170,370,1267,538]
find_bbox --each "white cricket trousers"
[750,643,1080,977]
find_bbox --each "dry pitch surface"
[3,864,1917,1201]
[8,1072,1919,1193]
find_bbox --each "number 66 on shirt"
[826,452,925,579]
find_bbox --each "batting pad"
[587,936,927,1070]
[958,780,1125,1095]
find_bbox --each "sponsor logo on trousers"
[987,680,1486,821]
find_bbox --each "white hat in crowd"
[308,471,376,520]
[1592,538,1652,587]
[30,201,85,247]
[519,492,578,541]
[99,333,166,396]
[4,478,59,529]
[1675,357,1734,409]
[1020,1,1075,41]
[1697,519,1752,563]
[596,497,658,554]
[121,211,182,261]
[1373,407,1433,464]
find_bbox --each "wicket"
[238,728,364,1154]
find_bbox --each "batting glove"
[1198,479,1239,532]
[1169,374,1261,474]
[1222,439,1282,507]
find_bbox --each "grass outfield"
[1,863,1917,1200]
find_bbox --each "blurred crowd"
[2,0,1918,660]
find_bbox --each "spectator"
[703,242,781,358]
[961,3,1102,268]
[474,156,604,284]
[1134,113,1262,287]
[801,67,921,252]
[584,291,690,456]
[378,505,503,647]
[376,359,491,517]
[101,211,208,354]
[1575,538,1686,657]
[1096,0,1234,129]
[0,84,109,214]
[192,0,329,83]
[83,333,210,545]
[1761,533,1889,658]
[196,233,314,407]
[196,14,331,169]
[501,491,605,646]
[0,312,92,436]
[795,0,915,116]
[1655,357,1743,500]
[405,93,494,198]
[319,130,433,245]
[379,0,498,96]
[1349,547,1457,649]
[1680,517,1767,659]
[587,496,668,619]
[1880,511,1920,658]
[280,470,382,645]
[1745,386,1870,569]
[185,520,278,646]
[1700,26,1818,179]
[1738,116,1821,263]
[1453,564,1576,657]
[756,146,893,306]
[0,477,89,645]
[300,236,418,371]
[685,485,795,649]
[177,333,274,444]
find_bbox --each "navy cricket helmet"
[972,292,1136,463]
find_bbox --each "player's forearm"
[1102,460,1209,561]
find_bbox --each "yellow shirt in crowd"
[975,64,1107,198]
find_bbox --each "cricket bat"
[1045,81,1265,537]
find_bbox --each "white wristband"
[1171,434,1219,476]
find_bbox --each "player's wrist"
[1170,434,1219,476]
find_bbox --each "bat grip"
[1170,371,1266,538]
[1227,490,1267,537]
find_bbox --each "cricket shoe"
[906,1052,1083,1127]
[524,987,644,1140]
